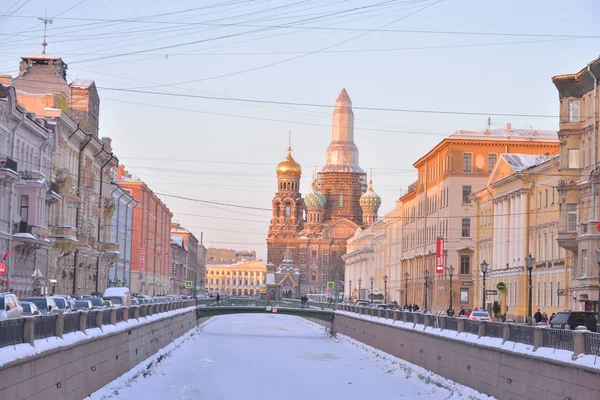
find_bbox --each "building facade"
[170,236,188,295]
[106,179,136,289]
[170,223,199,295]
[206,261,266,296]
[266,89,379,298]
[553,56,600,312]
[117,166,172,296]
[345,125,560,312]
[473,154,568,321]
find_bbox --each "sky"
[1,0,599,260]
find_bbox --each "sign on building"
[327,281,335,289]
[140,248,145,272]
[435,237,444,274]
[184,280,193,289]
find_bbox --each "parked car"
[549,311,597,332]
[355,300,369,307]
[131,298,140,305]
[51,296,71,313]
[103,299,114,307]
[21,301,41,316]
[0,293,23,319]
[468,310,493,321]
[55,295,75,311]
[376,304,391,310]
[103,287,131,307]
[20,296,59,315]
[74,300,93,311]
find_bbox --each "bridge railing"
[336,304,600,357]
[0,299,196,349]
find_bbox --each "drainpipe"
[123,197,136,286]
[73,134,93,294]
[127,199,138,291]
[94,151,114,292]
[6,112,26,292]
[588,64,598,221]
[108,189,125,288]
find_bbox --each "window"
[311,271,316,281]
[460,255,470,275]
[461,218,470,237]
[488,154,497,172]
[284,204,291,218]
[544,190,548,207]
[311,249,317,259]
[550,282,553,307]
[568,99,581,122]
[462,153,472,172]
[462,186,472,204]
[460,288,469,304]
[339,193,344,207]
[582,249,588,277]
[20,195,29,223]
[568,149,580,169]
[567,203,577,231]
[536,282,540,306]
[538,192,542,209]
[551,188,555,204]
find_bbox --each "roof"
[449,128,557,140]
[206,260,267,271]
[501,153,552,172]
[70,78,94,89]
[171,236,184,247]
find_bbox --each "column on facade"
[519,192,527,265]
[510,194,517,267]
[497,199,504,269]
[514,192,521,266]
[503,198,510,269]
[492,199,498,269]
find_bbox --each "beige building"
[345,126,559,311]
[206,261,266,296]
[473,154,568,321]
[553,56,600,312]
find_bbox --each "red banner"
[140,247,145,272]
[435,237,444,274]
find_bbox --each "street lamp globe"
[448,265,454,277]
[383,275,388,283]
[358,278,362,286]
[595,248,600,264]
[480,260,489,274]
[370,276,374,284]
[423,269,429,280]
[526,254,534,271]
[404,272,409,280]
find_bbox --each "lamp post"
[423,269,429,312]
[448,265,454,315]
[595,249,600,331]
[480,260,489,310]
[383,274,388,304]
[349,279,352,301]
[404,272,409,307]
[369,276,374,304]
[526,254,534,324]
[358,278,362,300]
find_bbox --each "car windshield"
[53,298,66,308]
[90,298,104,306]
[472,312,489,317]
[22,302,30,312]
[75,301,90,308]
[23,298,46,309]
[551,313,570,324]
[106,297,122,304]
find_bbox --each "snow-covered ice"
[88,313,492,400]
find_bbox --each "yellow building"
[473,154,568,321]
[206,261,266,296]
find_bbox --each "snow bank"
[0,306,196,368]
[335,310,600,370]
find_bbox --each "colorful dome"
[277,147,302,177]
[305,179,326,209]
[360,180,381,211]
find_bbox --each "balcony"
[51,226,78,253]
[0,156,18,183]
[76,235,89,247]
[18,170,45,185]
[557,231,578,252]
[102,242,120,263]
[46,181,61,202]
[12,223,49,247]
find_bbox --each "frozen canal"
[90,314,489,400]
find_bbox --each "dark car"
[89,297,105,309]
[549,311,597,332]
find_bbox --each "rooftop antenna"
[487,117,491,131]
[38,11,53,54]
[288,131,292,150]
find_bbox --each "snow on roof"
[449,128,558,141]
[12,233,36,240]
[265,273,276,285]
[501,153,552,172]
[103,287,130,297]
[171,236,184,246]
[70,78,94,88]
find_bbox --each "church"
[265,89,381,298]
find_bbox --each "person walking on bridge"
[216,293,220,305]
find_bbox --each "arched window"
[238,289,242,296]
[285,204,291,218]
[250,289,254,296]
[244,289,248,296]
[339,193,344,207]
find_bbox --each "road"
[90,313,488,400]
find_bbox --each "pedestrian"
[541,312,548,324]
[216,293,220,305]
[403,304,409,310]
[534,309,542,323]
[413,304,419,312]
[459,306,465,316]
[549,313,556,323]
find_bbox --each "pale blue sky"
[1,0,599,259]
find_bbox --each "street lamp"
[349,279,352,301]
[358,278,362,300]
[383,274,388,304]
[480,260,489,310]
[526,254,534,324]
[404,272,409,307]
[448,265,455,316]
[595,249,600,331]
[369,276,374,304]
[423,269,429,312]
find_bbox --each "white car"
[468,310,493,321]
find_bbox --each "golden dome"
[277,147,302,176]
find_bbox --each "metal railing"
[542,328,574,351]
[583,332,600,355]
[116,308,124,323]
[508,325,535,346]
[464,319,480,336]
[86,311,97,329]
[445,317,458,331]
[34,315,58,340]
[485,321,504,339]
[415,313,425,326]
[102,309,112,325]
[0,318,25,347]
[63,312,81,335]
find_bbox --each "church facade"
[266,89,381,298]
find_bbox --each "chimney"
[506,122,512,132]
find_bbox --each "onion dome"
[305,179,326,209]
[360,179,381,211]
[277,146,302,177]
